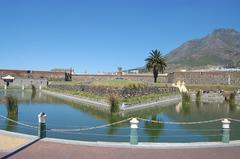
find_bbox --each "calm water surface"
[0,90,240,142]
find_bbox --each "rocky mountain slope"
[166,28,240,70]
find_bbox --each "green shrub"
[109,95,119,114]
[196,90,201,101]
[182,92,191,102]
[229,92,236,101]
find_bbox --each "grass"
[152,83,172,87]
[91,80,147,88]
[46,86,179,105]
[45,87,107,102]
[186,84,240,92]
[122,92,179,104]
[46,79,179,105]
[50,81,82,86]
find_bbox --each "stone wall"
[49,84,177,98]
[0,78,48,88]
[168,71,240,85]
[72,74,167,83]
[0,69,65,80]
[1,69,240,85]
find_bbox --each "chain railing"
[0,114,239,144]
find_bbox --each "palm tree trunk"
[154,76,157,83]
[153,67,158,83]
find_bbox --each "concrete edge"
[42,137,240,149]
[42,90,109,108]
[122,95,181,111]
[1,130,240,150]
[0,130,37,139]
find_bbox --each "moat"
[0,90,240,143]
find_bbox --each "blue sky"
[0,0,239,73]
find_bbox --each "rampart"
[72,74,167,83]
[1,69,240,85]
[49,84,177,98]
[0,78,48,88]
[0,69,65,80]
[167,71,240,85]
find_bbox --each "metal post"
[130,118,139,145]
[222,118,231,143]
[38,112,47,138]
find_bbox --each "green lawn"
[186,84,240,92]
[91,80,147,88]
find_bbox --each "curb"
[42,137,240,149]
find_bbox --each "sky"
[0,0,239,73]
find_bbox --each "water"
[0,90,240,143]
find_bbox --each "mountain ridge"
[165,28,240,71]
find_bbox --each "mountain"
[166,28,240,71]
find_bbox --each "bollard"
[38,112,47,138]
[130,118,139,145]
[221,118,231,143]
[39,85,42,90]
[4,85,7,90]
[22,85,24,90]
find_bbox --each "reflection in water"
[195,91,201,109]
[1,90,240,142]
[31,85,36,100]
[229,93,236,112]
[181,93,191,115]
[144,115,164,142]
[175,94,192,115]
[196,100,201,109]
[175,102,182,113]
[5,96,18,131]
[107,115,122,135]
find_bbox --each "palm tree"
[145,49,167,83]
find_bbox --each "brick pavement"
[8,140,240,159]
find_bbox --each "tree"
[145,49,167,83]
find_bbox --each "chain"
[228,118,240,123]
[48,117,132,132]
[137,117,223,125]
[0,115,38,129]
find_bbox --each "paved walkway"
[0,152,7,159]
[8,140,240,159]
[0,134,28,152]
[0,130,38,159]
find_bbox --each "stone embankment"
[191,91,240,103]
[48,84,177,98]
[122,95,181,110]
[43,89,181,111]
